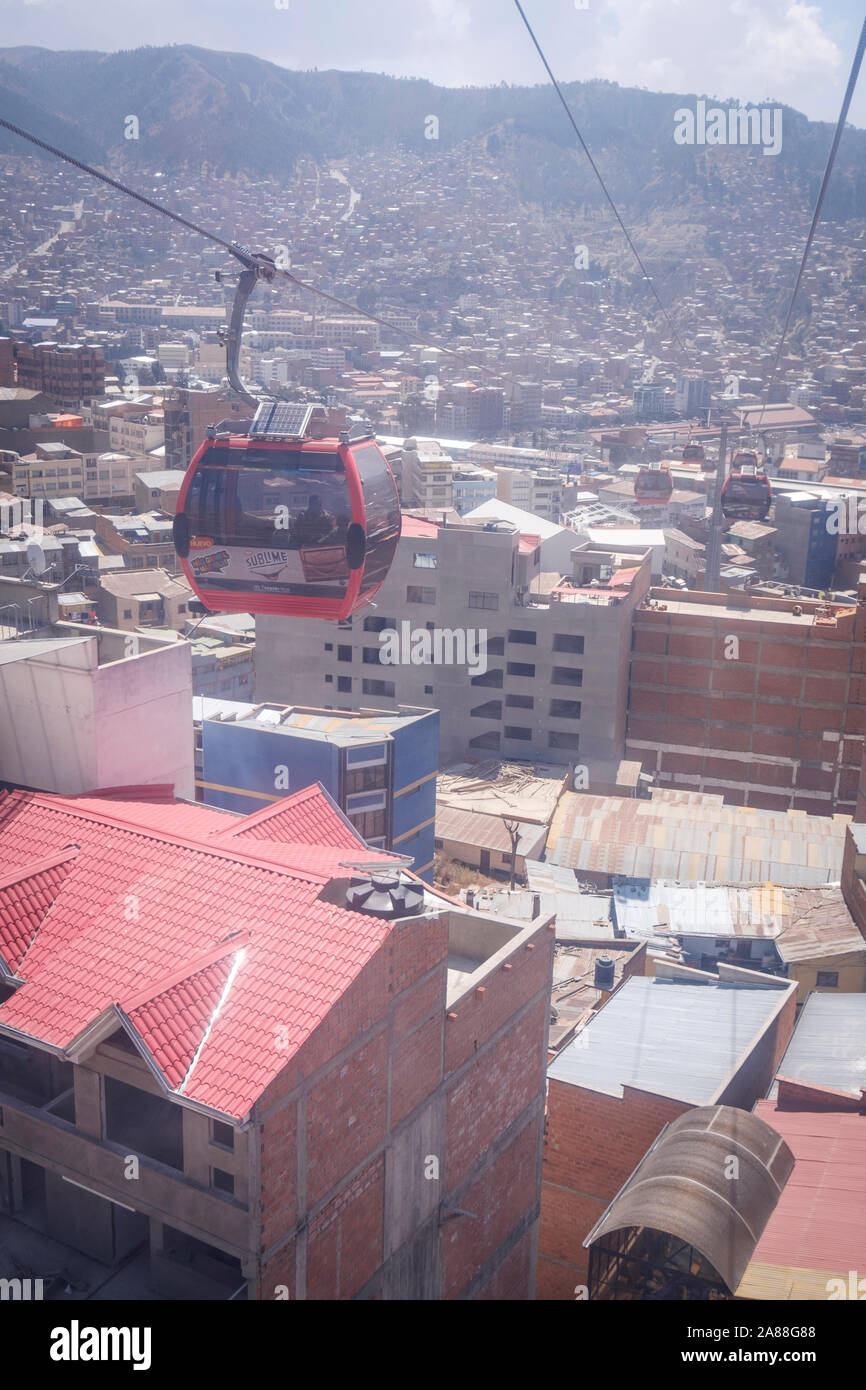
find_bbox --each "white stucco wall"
[0,635,194,799]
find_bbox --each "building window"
[351,809,387,839]
[123,609,132,619]
[487,635,505,655]
[345,766,386,793]
[553,633,585,654]
[549,730,580,751]
[469,730,501,751]
[211,1167,235,1195]
[552,665,583,687]
[337,676,352,693]
[362,678,395,697]
[407,585,436,603]
[362,647,383,665]
[550,699,581,719]
[469,591,499,610]
[178,604,186,614]
[324,642,333,651]
[504,725,532,741]
[424,685,433,694]
[338,645,352,662]
[470,700,502,719]
[346,743,387,767]
[816,971,839,987]
[413,553,438,568]
[508,629,536,645]
[506,693,534,709]
[325,674,333,683]
[363,616,393,632]
[471,668,503,688]
[507,661,535,678]
[211,1120,234,1151]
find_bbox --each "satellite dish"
[26,542,48,576]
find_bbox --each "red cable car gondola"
[682,443,705,465]
[634,462,673,505]
[173,402,400,620]
[171,250,401,620]
[720,452,772,523]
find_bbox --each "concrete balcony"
[0,1087,250,1257]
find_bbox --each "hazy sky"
[2,0,865,127]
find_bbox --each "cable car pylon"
[704,425,727,593]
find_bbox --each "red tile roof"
[61,786,236,837]
[0,784,412,1119]
[217,784,361,849]
[0,849,79,977]
[750,1101,866,1275]
[400,514,440,538]
[126,947,239,1090]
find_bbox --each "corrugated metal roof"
[548,975,793,1104]
[613,879,787,939]
[546,793,844,887]
[435,804,544,857]
[769,993,866,1098]
[774,887,866,963]
[526,859,583,893]
[741,1104,866,1286]
[586,1106,794,1293]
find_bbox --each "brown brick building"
[0,337,14,388]
[15,342,105,407]
[163,386,248,471]
[626,580,866,814]
[0,784,553,1300]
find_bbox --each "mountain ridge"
[0,44,864,220]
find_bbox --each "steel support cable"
[511,0,687,356]
[753,16,866,433]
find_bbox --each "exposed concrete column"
[182,1109,210,1186]
[73,1066,103,1138]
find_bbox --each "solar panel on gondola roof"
[250,402,324,439]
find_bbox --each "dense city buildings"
[2,29,866,1317]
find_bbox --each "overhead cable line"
[753,15,866,432]
[511,0,687,356]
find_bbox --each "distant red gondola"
[682,443,705,465]
[634,462,673,505]
[173,402,400,620]
[721,451,772,523]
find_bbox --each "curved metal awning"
[584,1105,794,1292]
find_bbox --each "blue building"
[194,699,439,881]
[774,492,838,591]
[452,465,496,515]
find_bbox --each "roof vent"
[346,870,424,919]
[594,955,616,990]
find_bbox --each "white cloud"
[595,0,842,111]
[425,0,472,40]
